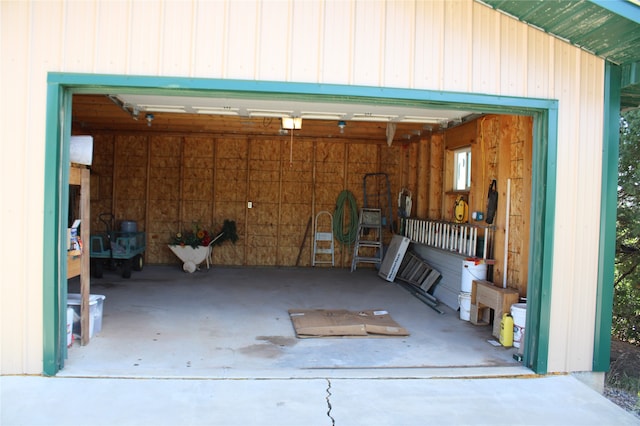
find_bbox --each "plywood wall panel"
[181,201,213,226]
[184,136,215,157]
[281,182,313,204]
[213,243,245,266]
[149,176,181,198]
[316,163,345,177]
[147,202,179,224]
[182,174,214,195]
[113,135,148,229]
[317,141,345,162]
[315,183,346,207]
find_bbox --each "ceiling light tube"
[139,105,187,113]
[300,112,346,120]
[193,107,240,115]
[247,109,293,118]
[400,116,444,124]
[351,114,397,122]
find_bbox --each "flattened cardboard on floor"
[288,309,409,338]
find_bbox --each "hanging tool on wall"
[486,179,498,224]
[454,195,468,223]
[398,187,412,219]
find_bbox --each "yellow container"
[500,313,514,347]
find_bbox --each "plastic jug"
[500,313,514,347]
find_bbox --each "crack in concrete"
[326,378,335,425]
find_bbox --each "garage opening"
[47,75,555,376]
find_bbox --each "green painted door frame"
[593,62,621,372]
[44,72,561,375]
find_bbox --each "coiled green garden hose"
[333,190,359,246]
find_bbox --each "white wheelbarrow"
[168,232,224,273]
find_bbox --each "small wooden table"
[470,280,520,338]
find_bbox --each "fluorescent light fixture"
[247,109,292,118]
[193,107,239,116]
[139,104,186,113]
[400,116,444,124]
[281,117,302,130]
[351,113,398,122]
[300,112,346,120]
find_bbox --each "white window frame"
[453,147,471,191]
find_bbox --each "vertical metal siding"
[0,0,608,374]
[499,14,528,96]
[256,2,290,82]
[192,1,227,77]
[230,2,261,80]
[383,1,415,88]
[571,52,603,368]
[471,3,501,94]
[94,1,130,74]
[526,27,553,99]
[128,1,163,75]
[321,1,354,84]
[352,1,384,86]
[548,39,582,371]
[413,1,445,90]
[443,1,473,92]
[290,1,324,83]
[159,2,194,77]
[62,1,97,72]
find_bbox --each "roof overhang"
[477,0,640,110]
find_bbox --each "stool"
[470,280,520,338]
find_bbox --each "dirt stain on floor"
[238,336,298,358]
[256,335,298,347]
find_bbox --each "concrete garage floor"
[64,265,525,379]
[6,266,637,426]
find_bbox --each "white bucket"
[461,259,487,292]
[66,308,74,347]
[511,303,527,348]
[458,292,471,321]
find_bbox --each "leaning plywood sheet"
[288,309,409,338]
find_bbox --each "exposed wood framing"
[84,114,531,284]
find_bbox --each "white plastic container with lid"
[67,294,106,338]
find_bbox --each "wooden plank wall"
[90,134,411,268]
[468,115,533,297]
[87,114,531,288]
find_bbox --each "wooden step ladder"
[351,208,383,272]
[312,211,334,266]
